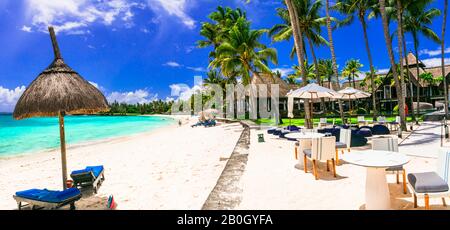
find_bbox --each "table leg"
[365,167,391,210]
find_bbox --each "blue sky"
[0,0,449,112]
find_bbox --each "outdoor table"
[284,132,325,140]
[342,150,410,210]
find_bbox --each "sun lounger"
[13,187,81,210]
[203,119,217,127]
[71,165,105,193]
[191,121,205,127]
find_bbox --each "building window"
[384,85,391,99]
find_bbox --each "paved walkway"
[399,122,445,158]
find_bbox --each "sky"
[0,0,449,112]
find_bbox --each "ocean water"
[0,114,174,157]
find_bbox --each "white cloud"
[419,47,450,57]
[169,81,204,101]
[164,61,182,67]
[421,57,450,67]
[107,89,158,104]
[21,25,32,32]
[376,68,390,74]
[147,0,195,29]
[24,0,139,34]
[272,67,294,77]
[187,66,206,72]
[0,86,26,112]
[140,28,150,33]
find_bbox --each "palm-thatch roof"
[247,72,292,97]
[13,27,109,120]
[402,52,425,68]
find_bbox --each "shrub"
[393,105,399,112]
[355,107,367,115]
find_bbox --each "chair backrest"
[372,136,398,152]
[311,136,336,161]
[320,118,327,124]
[377,116,386,122]
[437,148,450,184]
[339,128,351,146]
[357,116,365,122]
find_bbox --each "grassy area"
[255,116,422,126]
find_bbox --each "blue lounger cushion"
[71,165,104,178]
[15,188,81,203]
[408,172,449,193]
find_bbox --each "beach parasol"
[333,87,371,119]
[13,27,109,189]
[287,83,339,127]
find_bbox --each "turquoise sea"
[0,114,174,157]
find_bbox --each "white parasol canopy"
[333,87,371,100]
[286,83,339,123]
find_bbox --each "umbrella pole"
[58,111,68,190]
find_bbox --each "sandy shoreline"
[0,115,244,210]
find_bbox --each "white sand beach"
[0,116,243,210]
[237,123,450,210]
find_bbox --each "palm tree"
[209,18,278,85]
[343,59,363,88]
[442,0,448,117]
[380,0,407,130]
[325,0,344,120]
[334,0,378,119]
[270,0,328,86]
[284,0,313,128]
[317,59,335,89]
[403,3,441,119]
[395,0,407,131]
[285,74,298,84]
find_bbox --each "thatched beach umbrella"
[13,27,109,189]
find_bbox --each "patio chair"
[70,165,105,193]
[303,136,337,180]
[407,148,450,210]
[335,128,351,164]
[13,187,81,210]
[389,116,401,131]
[318,118,330,128]
[357,116,367,126]
[377,116,387,124]
[372,137,407,194]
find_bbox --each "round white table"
[284,132,325,140]
[342,150,410,210]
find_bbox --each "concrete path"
[399,122,445,158]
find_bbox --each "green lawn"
[255,116,422,126]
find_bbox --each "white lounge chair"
[303,136,337,180]
[372,136,407,194]
[377,116,387,124]
[407,148,450,210]
[317,118,330,128]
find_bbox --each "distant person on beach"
[178,120,182,127]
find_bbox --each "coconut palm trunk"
[285,0,312,128]
[396,0,407,130]
[359,11,377,120]
[403,34,416,122]
[380,0,407,131]
[413,33,421,119]
[306,36,326,112]
[442,0,449,117]
[325,0,344,122]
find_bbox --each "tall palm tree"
[403,3,441,117]
[380,0,407,130]
[269,0,328,87]
[209,18,278,85]
[284,0,313,128]
[343,59,363,88]
[442,0,448,117]
[334,0,378,119]
[395,0,407,131]
[325,0,344,120]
